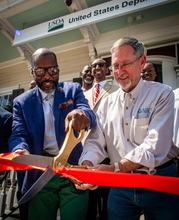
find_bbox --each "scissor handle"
[52,120,85,171]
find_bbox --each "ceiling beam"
[0,0,28,13]
[0,18,35,63]
[0,0,48,17]
[65,0,99,61]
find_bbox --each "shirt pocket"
[132,118,149,145]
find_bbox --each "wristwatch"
[113,162,120,172]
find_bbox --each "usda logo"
[48,18,64,32]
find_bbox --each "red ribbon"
[58,167,179,195]
[1,152,179,195]
[0,152,46,171]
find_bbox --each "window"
[0,94,12,107]
[0,88,24,108]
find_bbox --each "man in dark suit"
[0,106,12,153]
[9,48,96,220]
[0,106,12,181]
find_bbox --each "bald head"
[82,65,91,73]
[30,48,59,93]
[31,48,57,67]
[92,58,106,66]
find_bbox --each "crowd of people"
[0,37,179,220]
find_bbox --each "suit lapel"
[84,88,93,109]
[31,89,44,133]
[53,83,66,144]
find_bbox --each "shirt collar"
[94,80,107,89]
[38,88,55,100]
[130,78,144,103]
[120,77,144,103]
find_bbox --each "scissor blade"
[12,155,53,168]
[18,168,54,205]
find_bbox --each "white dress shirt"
[173,88,179,148]
[39,89,59,155]
[79,78,179,173]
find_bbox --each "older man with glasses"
[78,37,179,220]
[9,48,96,220]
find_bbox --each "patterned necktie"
[93,83,100,104]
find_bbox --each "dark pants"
[108,161,179,220]
[16,171,29,220]
[86,186,110,220]
[86,158,110,220]
[28,174,88,220]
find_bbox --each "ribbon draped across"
[1,152,179,195]
[0,152,46,171]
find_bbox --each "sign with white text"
[13,0,171,46]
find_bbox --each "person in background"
[141,61,158,81]
[84,58,118,220]
[0,106,12,181]
[9,48,96,220]
[29,79,36,89]
[80,65,94,92]
[0,106,12,153]
[78,37,179,220]
[173,88,179,174]
[84,58,118,112]
[173,88,179,148]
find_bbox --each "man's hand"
[75,164,98,191]
[119,158,143,172]
[74,163,114,191]
[65,109,89,132]
[81,160,93,167]
[76,183,98,191]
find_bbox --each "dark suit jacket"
[9,82,96,192]
[0,106,12,153]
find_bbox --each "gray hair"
[110,37,145,58]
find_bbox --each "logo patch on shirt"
[138,108,152,114]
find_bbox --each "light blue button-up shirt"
[39,88,59,155]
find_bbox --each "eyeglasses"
[33,66,59,77]
[91,63,105,68]
[112,56,141,72]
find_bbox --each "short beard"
[37,80,58,93]
[121,80,132,92]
